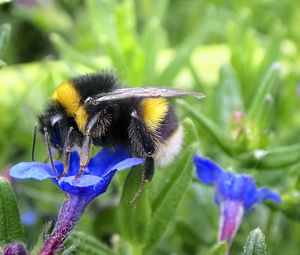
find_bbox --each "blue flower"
[193,155,281,246]
[193,155,281,210]
[10,147,144,255]
[21,209,38,226]
[10,147,144,199]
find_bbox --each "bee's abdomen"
[153,106,183,166]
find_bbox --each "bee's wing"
[86,87,204,105]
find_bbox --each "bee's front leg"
[75,134,92,180]
[56,127,74,179]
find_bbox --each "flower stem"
[218,200,244,254]
[39,194,91,255]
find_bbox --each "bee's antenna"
[44,127,57,173]
[31,124,38,161]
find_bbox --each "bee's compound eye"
[51,114,63,126]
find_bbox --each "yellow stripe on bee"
[141,98,169,131]
[52,81,88,132]
[53,82,80,115]
[75,106,88,132]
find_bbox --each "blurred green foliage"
[1,0,300,254]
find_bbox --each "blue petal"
[88,147,131,175]
[54,170,117,196]
[10,162,56,180]
[66,151,80,176]
[108,158,144,172]
[216,173,256,203]
[193,155,223,184]
[58,175,101,187]
[243,187,281,210]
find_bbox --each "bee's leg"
[75,134,92,179]
[74,113,102,180]
[129,156,154,204]
[31,124,38,161]
[74,110,113,179]
[130,110,156,158]
[56,127,74,179]
[129,110,156,203]
[144,156,154,181]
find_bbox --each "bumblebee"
[36,72,203,184]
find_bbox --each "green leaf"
[243,228,266,255]
[214,64,243,132]
[87,0,128,75]
[64,231,116,255]
[247,62,280,122]
[179,100,234,156]
[0,59,5,68]
[157,20,210,84]
[0,177,24,245]
[142,18,161,84]
[0,23,11,57]
[208,241,228,255]
[118,165,151,250]
[238,143,300,169]
[0,0,11,5]
[143,118,199,253]
[49,33,100,70]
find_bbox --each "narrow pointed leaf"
[179,100,234,156]
[142,18,160,84]
[214,64,243,132]
[143,118,199,252]
[87,0,127,73]
[247,62,280,122]
[50,33,100,70]
[118,165,151,248]
[243,228,266,255]
[157,21,210,84]
[0,23,11,57]
[238,143,300,169]
[0,177,24,244]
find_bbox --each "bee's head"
[38,103,68,153]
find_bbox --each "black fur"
[71,72,119,100]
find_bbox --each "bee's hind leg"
[144,156,154,182]
[129,156,154,204]
[129,110,156,203]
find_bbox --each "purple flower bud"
[3,243,28,255]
